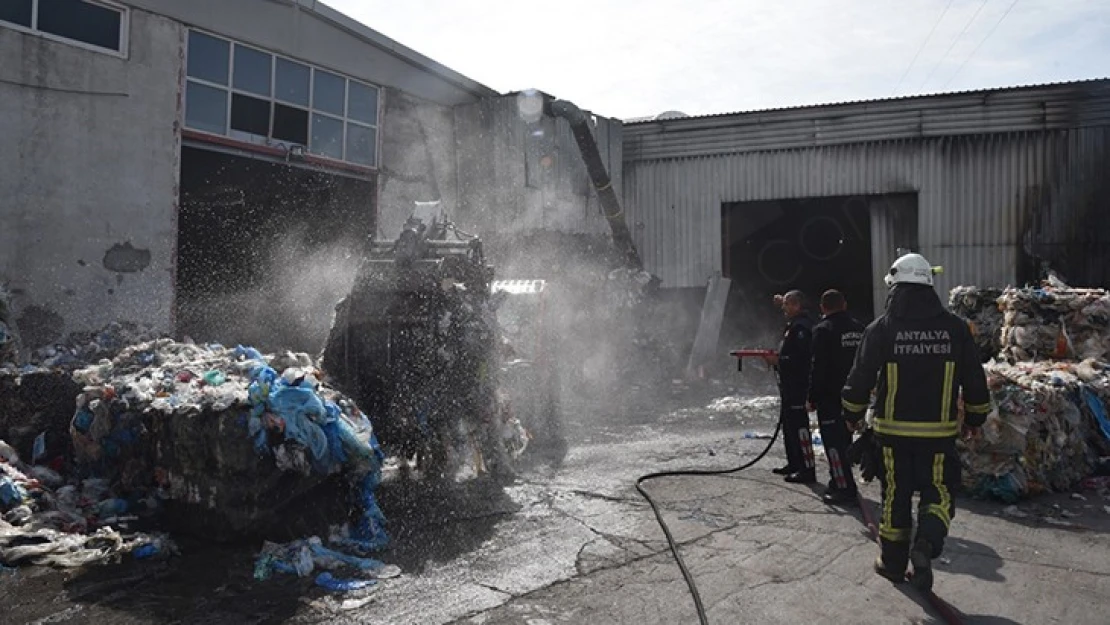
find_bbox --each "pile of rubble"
[956,279,1110,502]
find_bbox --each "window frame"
[0,0,130,58]
[183,28,381,170]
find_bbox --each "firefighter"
[764,290,817,483]
[806,289,864,505]
[841,253,991,591]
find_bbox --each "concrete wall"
[0,9,182,346]
[454,94,623,239]
[376,88,459,239]
[122,0,495,106]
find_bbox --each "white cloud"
[326,0,1110,118]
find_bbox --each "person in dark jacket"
[764,290,817,483]
[841,253,991,591]
[807,289,865,505]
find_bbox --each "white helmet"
[884,253,943,288]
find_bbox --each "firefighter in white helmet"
[840,252,991,591]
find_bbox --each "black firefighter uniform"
[840,284,991,570]
[778,312,816,474]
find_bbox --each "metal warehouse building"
[622,80,1110,322]
[0,0,621,352]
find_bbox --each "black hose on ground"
[634,368,783,625]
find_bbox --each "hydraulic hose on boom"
[544,98,643,271]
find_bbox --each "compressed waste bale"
[997,279,1110,363]
[949,286,1005,361]
[959,359,1110,502]
[69,340,387,543]
[0,369,81,464]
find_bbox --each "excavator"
[319,94,648,478]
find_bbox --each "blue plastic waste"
[1081,386,1110,441]
[314,572,376,592]
[0,477,27,509]
[234,345,265,362]
[32,432,46,464]
[95,498,130,517]
[133,544,159,560]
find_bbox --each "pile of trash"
[1,321,167,464]
[1,339,395,576]
[1,438,176,567]
[66,339,388,543]
[997,279,1110,363]
[949,286,1005,361]
[254,534,401,592]
[960,359,1110,502]
[956,279,1110,502]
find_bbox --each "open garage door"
[175,146,376,353]
[719,193,919,353]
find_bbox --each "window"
[0,0,127,54]
[183,29,380,167]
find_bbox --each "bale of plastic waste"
[68,340,388,543]
[996,278,1110,363]
[958,359,1110,501]
[0,369,81,465]
[949,286,1005,361]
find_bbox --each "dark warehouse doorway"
[175,146,376,353]
[718,193,919,355]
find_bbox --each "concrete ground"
[2,383,1108,624]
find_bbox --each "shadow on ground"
[0,540,307,625]
[374,475,521,575]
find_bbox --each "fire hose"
[634,349,780,625]
[634,349,965,625]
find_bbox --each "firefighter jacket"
[778,313,815,405]
[841,284,992,440]
[808,310,865,405]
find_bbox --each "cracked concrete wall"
[376,88,460,239]
[0,10,181,346]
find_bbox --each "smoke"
[487,231,700,416]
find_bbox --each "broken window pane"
[347,82,378,125]
[311,114,343,159]
[313,70,345,116]
[273,104,309,145]
[37,0,122,51]
[230,93,271,136]
[187,31,229,85]
[346,123,376,166]
[233,44,272,97]
[0,0,33,28]
[275,57,309,106]
[185,81,227,135]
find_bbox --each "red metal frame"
[181,129,377,177]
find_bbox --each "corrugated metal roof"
[624,79,1110,124]
[624,80,1110,161]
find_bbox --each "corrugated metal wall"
[623,127,1110,314]
[454,94,621,237]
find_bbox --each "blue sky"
[327,0,1110,119]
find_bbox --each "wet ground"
[3,378,1109,624]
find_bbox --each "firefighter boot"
[874,540,909,583]
[909,538,934,592]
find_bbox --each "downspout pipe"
[545,98,644,271]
